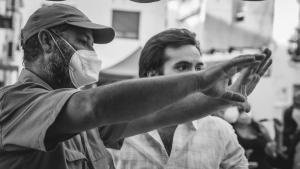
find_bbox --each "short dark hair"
[138,28,200,77]
[22,34,42,65]
[22,24,72,66]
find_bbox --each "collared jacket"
[0,69,123,169]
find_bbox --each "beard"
[42,47,74,89]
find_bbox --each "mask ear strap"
[37,29,61,56]
[38,29,64,57]
[43,29,72,64]
[37,30,44,52]
[49,29,77,52]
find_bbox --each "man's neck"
[26,66,73,89]
[157,125,177,156]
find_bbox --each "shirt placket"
[80,133,95,169]
[148,131,169,163]
[166,123,196,169]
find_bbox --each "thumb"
[221,91,246,102]
[238,102,251,112]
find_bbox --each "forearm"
[56,72,199,135]
[119,92,231,139]
[87,73,199,124]
[48,73,200,140]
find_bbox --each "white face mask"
[223,107,239,123]
[47,30,102,88]
[68,50,102,88]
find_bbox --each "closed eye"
[78,39,93,49]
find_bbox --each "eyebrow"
[77,34,94,45]
[85,33,93,43]
[196,62,204,66]
[175,61,193,65]
[77,29,93,42]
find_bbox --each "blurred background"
[0,0,300,137]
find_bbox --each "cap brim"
[67,21,115,44]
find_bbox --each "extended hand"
[198,53,265,102]
[230,48,272,111]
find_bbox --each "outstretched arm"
[45,54,263,145]
[105,92,231,142]
[99,50,272,142]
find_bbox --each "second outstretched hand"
[229,48,272,112]
[196,53,265,103]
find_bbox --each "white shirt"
[109,116,248,169]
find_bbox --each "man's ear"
[147,70,159,77]
[38,30,56,54]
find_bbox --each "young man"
[109,29,271,169]
[0,4,269,169]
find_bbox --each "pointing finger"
[258,59,272,76]
[256,48,272,74]
[223,54,265,72]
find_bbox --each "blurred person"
[0,4,269,169]
[109,28,271,169]
[232,109,278,169]
[282,93,300,169]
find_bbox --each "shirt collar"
[148,130,163,146]
[18,68,53,90]
[192,120,199,130]
[148,121,199,144]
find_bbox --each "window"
[112,10,140,39]
[0,64,19,86]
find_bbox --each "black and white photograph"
[0,0,299,169]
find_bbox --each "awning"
[99,46,142,84]
[201,0,274,51]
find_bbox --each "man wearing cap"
[0,4,268,169]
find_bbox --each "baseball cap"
[21,3,115,45]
